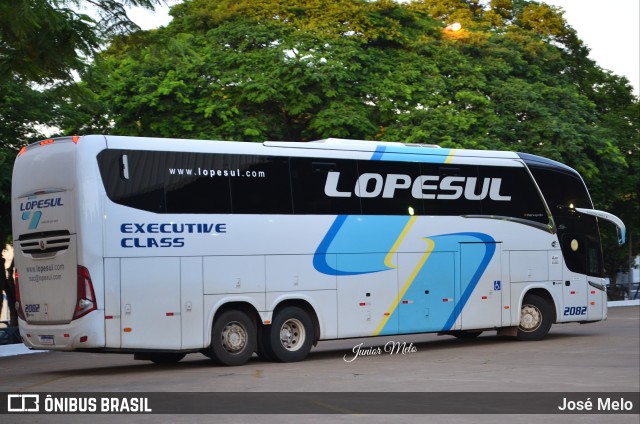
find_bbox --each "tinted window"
[478,165,548,224]
[420,164,482,216]
[98,150,166,213]
[99,150,290,214]
[357,160,423,215]
[229,155,292,214]
[97,149,552,227]
[290,158,361,214]
[165,152,231,213]
[528,165,603,277]
[528,168,592,215]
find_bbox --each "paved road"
[1,306,638,423]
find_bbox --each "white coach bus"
[11,135,625,365]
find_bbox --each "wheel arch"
[270,298,320,344]
[521,287,558,324]
[204,299,261,348]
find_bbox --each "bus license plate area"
[39,335,55,345]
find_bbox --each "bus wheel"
[265,306,314,363]
[517,294,553,341]
[451,330,483,339]
[209,310,256,366]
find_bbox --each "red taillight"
[14,270,26,321]
[74,266,97,320]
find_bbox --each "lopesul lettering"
[324,172,511,201]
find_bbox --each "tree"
[0,0,163,326]
[50,0,640,281]
[0,0,163,83]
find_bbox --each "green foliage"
[0,0,162,244]
[0,0,162,83]
[4,0,639,278]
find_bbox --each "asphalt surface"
[0,305,638,424]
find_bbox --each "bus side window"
[478,165,548,224]
[165,152,231,214]
[357,160,423,216]
[99,150,167,213]
[291,157,361,215]
[229,155,292,214]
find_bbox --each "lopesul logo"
[19,196,65,230]
[324,171,512,201]
[21,210,42,230]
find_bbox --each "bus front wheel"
[209,310,256,366]
[517,294,553,341]
[263,306,314,363]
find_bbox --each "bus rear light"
[73,266,97,320]
[80,336,88,343]
[14,270,26,321]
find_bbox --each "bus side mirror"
[575,207,626,245]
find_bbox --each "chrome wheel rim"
[280,318,305,352]
[520,304,542,332]
[221,321,248,353]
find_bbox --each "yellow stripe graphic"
[444,148,456,164]
[383,216,416,269]
[374,237,435,336]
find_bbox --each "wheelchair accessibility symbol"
[494,280,501,291]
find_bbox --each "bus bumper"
[19,310,106,350]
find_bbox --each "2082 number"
[563,306,587,316]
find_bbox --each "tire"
[451,330,483,339]
[263,306,314,363]
[517,294,553,341]
[209,310,256,366]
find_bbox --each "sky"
[126,0,640,96]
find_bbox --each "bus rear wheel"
[209,310,256,366]
[262,306,314,363]
[517,294,553,341]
